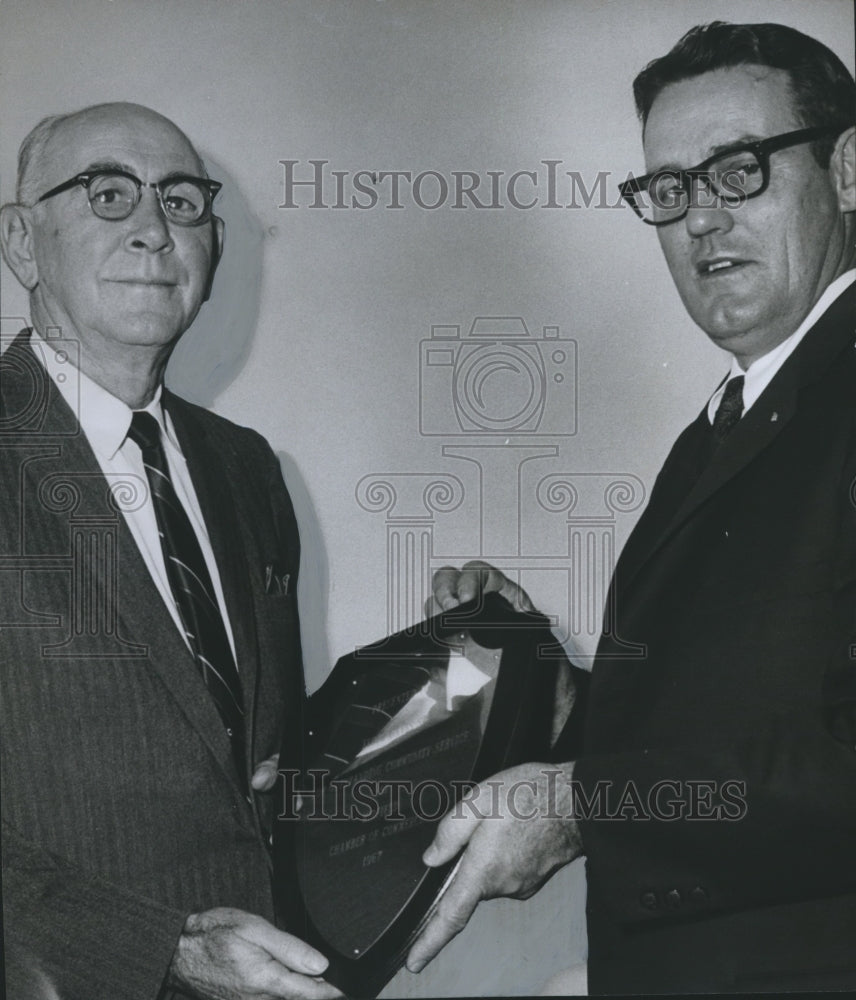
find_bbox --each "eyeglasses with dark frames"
[34,169,222,227]
[619,126,844,227]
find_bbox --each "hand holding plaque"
[273,593,564,997]
[406,757,581,975]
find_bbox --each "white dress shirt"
[706,269,856,424]
[29,329,237,660]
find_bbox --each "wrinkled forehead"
[40,106,205,192]
[642,66,800,171]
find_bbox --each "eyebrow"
[82,159,137,174]
[649,134,765,174]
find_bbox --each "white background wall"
[2,2,853,995]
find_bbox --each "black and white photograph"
[1,1,854,996]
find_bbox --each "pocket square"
[264,563,290,596]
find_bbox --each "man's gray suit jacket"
[0,330,306,999]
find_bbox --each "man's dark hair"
[634,21,856,166]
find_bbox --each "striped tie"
[128,411,247,787]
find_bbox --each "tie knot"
[128,410,162,453]
[721,374,745,400]
[712,375,745,442]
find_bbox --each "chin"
[111,316,190,348]
[691,298,765,343]
[699,316,781,364]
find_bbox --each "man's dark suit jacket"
[563,284,856,993]
[0,330,306,999]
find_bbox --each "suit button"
[639,890,658,910]
[665,889,682,909]
[690,885,709,903]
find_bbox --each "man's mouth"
[695,258,749,277]
[109,279,177,286]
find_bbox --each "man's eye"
[716,154,761,176]
[165,195,193,212]
[88,176,137,212]
[92,187,124,204]
[711,154,763,197]
[727,161,760,176]
[650,173,684,205]
[163,184,204,220]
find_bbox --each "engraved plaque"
[274,593,560,997]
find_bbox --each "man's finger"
[406,860,483,972]
[241,921,330,977]
[456,560,499,603]
[422,800,483,867]
[496,576,536,613]
[251,753,280,791]
[459,560,536,612]
[432,566,464,610]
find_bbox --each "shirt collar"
[708,269,856,421]
[29,328,171,460]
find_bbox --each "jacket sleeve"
[2,819,188,1000]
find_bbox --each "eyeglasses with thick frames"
[34,169,222,226]
[619,126,843,227]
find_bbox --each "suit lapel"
[616,285,855,600]
[612,410,711,594]
[165,393,263,758]
[2,332,240,787]
[2,330,79,437]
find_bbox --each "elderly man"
[407,22,856,994]
[0,103,340,999]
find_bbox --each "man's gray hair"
[16,113,69,205]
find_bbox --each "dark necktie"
[712,375,745,442]
[128,411,247,786]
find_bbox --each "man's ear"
[0,204,39,291]
[830,125,855,213]
[202,214,224,303]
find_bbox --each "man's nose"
[124,187,174,253]
[682,179,735,238]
